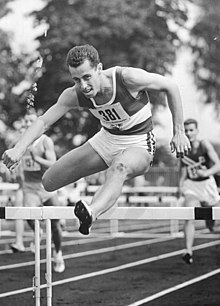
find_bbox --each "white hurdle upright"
[46,219,52,306]
[34,220,41,306]
[1,205,220,306]
[33,219,52,306]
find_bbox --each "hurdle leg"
[45,219,52,306]
[170,199,181,237]
[34,220,41,306]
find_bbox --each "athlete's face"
[24,114,37,128]
[184,123,198,143]
[69,60,102,98]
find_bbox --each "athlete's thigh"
[43,141,108,190]
[23,191,42,207]
[112,146,153,178]
[14,188,23,207]
[183,194,200,207]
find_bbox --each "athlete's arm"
[121,67,191,156]
[2,87,79,170]
[197,140,220,177]
[31,136,56,169]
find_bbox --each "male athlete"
[179,118,220,264]
[2,44,190,236]
[15,110,65,272]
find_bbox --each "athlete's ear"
[97,63,103,73]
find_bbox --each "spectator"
[179,118,220,264]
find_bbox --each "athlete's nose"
[80,79,88,90]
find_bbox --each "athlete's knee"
[108,161,129,179]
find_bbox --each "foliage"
[0,0,30,125]
[190,0,220,115]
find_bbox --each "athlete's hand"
[2,148,24,171]
[196,169,209,178]
[170,131,191,158]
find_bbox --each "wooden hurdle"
[1,206,220,221]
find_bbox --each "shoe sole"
[74,201,92,235]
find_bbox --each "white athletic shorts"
[88,127,156,166]
[182,176,220,206]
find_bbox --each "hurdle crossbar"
[0,206,220,220]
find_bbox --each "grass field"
[0,218,220,306]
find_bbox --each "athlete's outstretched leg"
[91,148,152,219]
[182,195,200,264]
[184,219,195,255]
[75,147,153,235]
[11,189,25,253]
[51,219,62,253]
[44,195,65,272]
[42,142,107,192]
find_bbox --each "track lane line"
[127,268,220,305]
[0,239,219,298]
[0,236,173,271]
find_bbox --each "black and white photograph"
[0,0,220,305]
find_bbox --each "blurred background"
[0,0,220,187]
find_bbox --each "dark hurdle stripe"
[195,207,213,220]
[0,207,5,219]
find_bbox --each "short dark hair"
[66,44,100,68]
[184,118,198,128]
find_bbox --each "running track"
[0,219,219,305]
